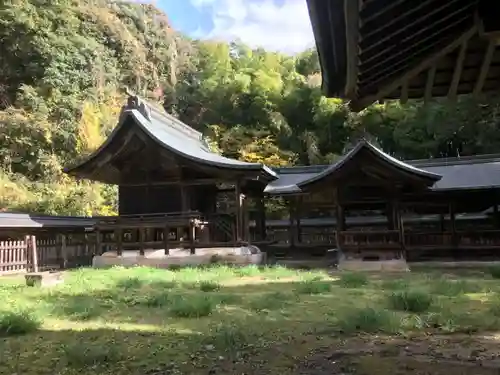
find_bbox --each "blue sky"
[153,0,315,54]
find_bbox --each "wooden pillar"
[288,197,296,247]
[494,198,499,229]
[84,233,90,258]
[116,227,123,256]
[139,227,145,256]
[394,200,405,257]
[30,235,38,273]
[189,220,196,255]
[439,214,446,232]
[336,204,345,246]
[57,234,68,269]
[181,185,190,212]
[335,188,345,249]
[61,234,68,269]
[296,197,302,244]
[449,201,457,248]
[235,180,243,243]
[163,225,170,255]
[242,195,250,242]
[256,193,267,241]
[96,229,101,255]
[178,184,188,242]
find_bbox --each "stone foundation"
[25,272,64,287]
[337,258,410,272]
[92,246,265,269]
[335,248,409,272]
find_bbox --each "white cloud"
[190,0,315,54]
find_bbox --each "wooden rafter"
[424,65,437,103]
[351,26,478,111]
[361,7,473,78]
[95,131,136,169]
[361,0,452,53]
[344,0,360,98]
[361,0,407,25]
[473,39,496,97]
[448,40,468,100]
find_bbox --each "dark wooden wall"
[118,185,218,216]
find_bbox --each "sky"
[152,0,315,54]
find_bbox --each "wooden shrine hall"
[64,95,274,256]
[64,95,500,263]
[265,144,500,261]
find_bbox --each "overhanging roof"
[64,96,277,184]
[265,140,441,194]
[307,0,500,111]
[265,144,500,195]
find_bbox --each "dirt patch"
[292,334,500,375]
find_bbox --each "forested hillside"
[2,0,500,216]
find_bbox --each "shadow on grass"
[0,326,259,375]
[2,325,500,375]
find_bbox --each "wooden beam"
[424,65,437,102]
[473,39,496,97]
[448,40,468,100]
[351,26,477,111]
[343,0,360,97]
[121,178,223,187]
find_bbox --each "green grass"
[387,290,433,313]
[0,265,499,374]
[338,272,369,288]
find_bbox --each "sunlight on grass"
[0,265,499,374]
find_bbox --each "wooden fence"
[0,234,95,275]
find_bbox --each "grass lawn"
[2,265,500,374]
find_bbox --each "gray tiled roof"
[297,140,441,190]
[64,95,500,195]
[265,147,500,194]
[65,95,277,181]
[0,213,96,229]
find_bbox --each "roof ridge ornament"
[125,93,152,122]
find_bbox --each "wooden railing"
[0,234,94,275]
[339,230,400,249]
[96,211,207,255]
[0,240,27,274]
[209,213,235,243]
[404,231,453,248]
[456,230,500,248]
[95,211,246,255]
[300,229,336,245]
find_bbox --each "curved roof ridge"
[296,140,441,188]
[129,109,277,177]
[64,95,278,181]
[126,95,205,145]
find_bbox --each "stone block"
[25,272,64,287]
